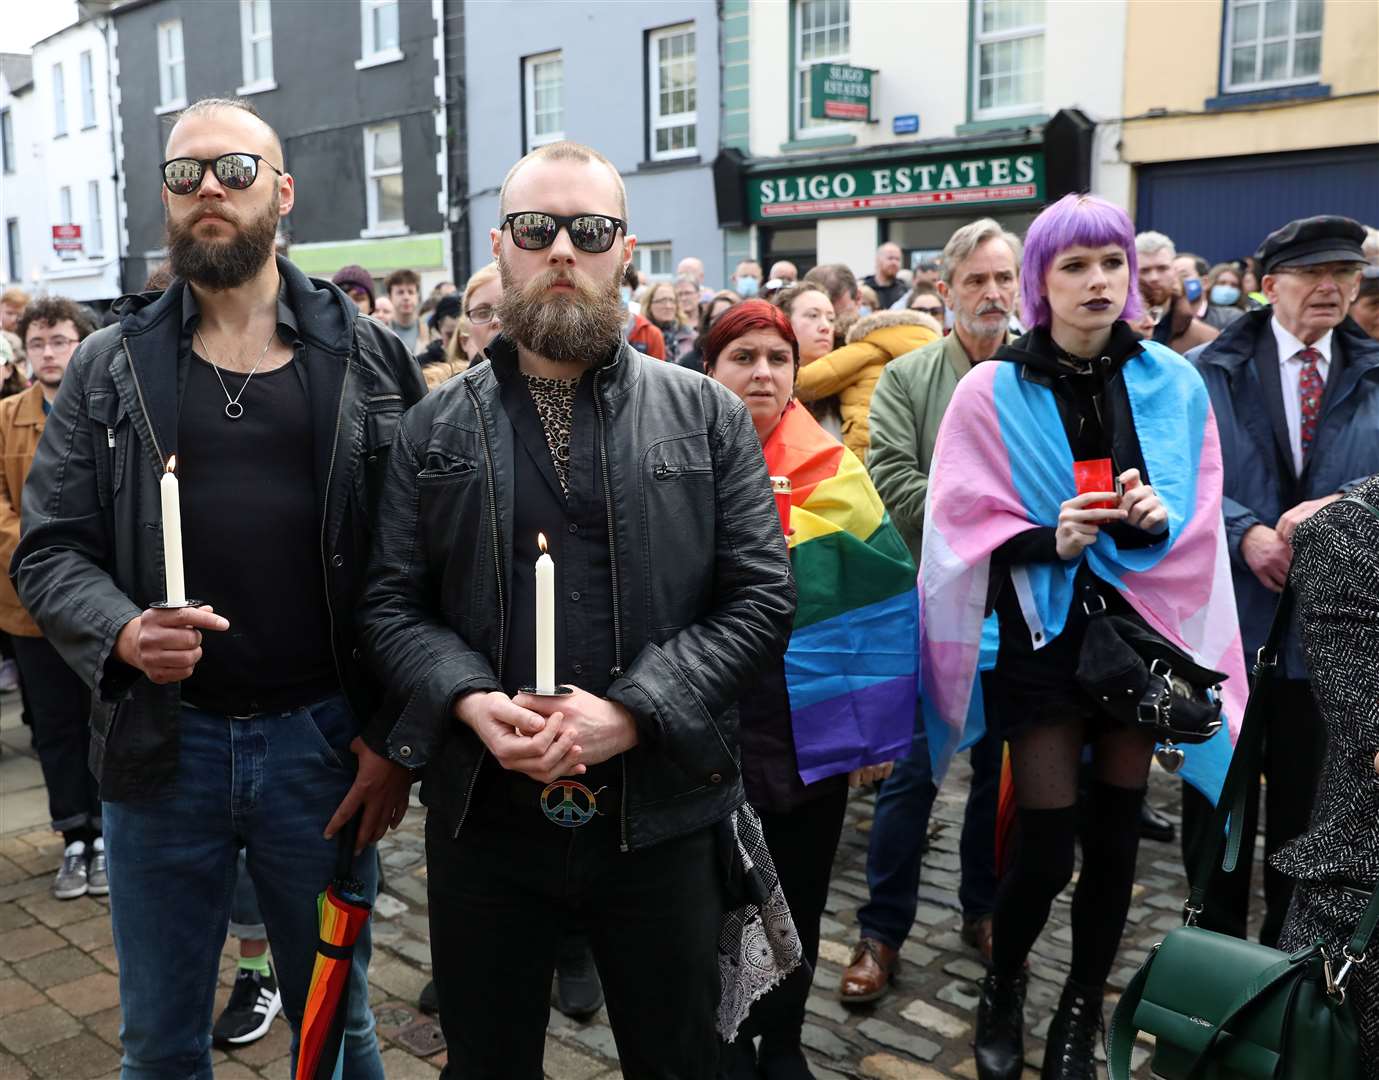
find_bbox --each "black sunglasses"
[500,211,626,254]
[161,153,283,195]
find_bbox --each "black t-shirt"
[177,352,337,714]
[863,274,908,311]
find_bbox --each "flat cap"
[1257,215,1367,274]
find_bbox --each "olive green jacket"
[866,330,1007,565]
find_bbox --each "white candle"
[161,456,186,607]
[536,533,555,693]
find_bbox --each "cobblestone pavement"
[0,691,1266,1079]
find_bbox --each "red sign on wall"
[52,224,83,253]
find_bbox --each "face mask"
[620,286,632,306]
[736,276,759,298]
[857,305,873,317]
[1210,284,1241,306]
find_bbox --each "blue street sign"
[893,114,920,135]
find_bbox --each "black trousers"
[11,635,97,835]
[744,782,849,1045]
[427,785,724,1080]
[1180,677,1325,946]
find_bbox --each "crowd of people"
[3,94,1379,1080]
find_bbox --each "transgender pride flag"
[919,341,1248,804]
[764,402,918,785]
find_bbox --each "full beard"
[497,255,625,366]
[167,195,280,291]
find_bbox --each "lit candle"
[161,456,186,606]
[536,533,555,693]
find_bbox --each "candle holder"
[149,600,206,610]
[519,686,575,698]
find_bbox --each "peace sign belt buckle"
[539,780,605,828]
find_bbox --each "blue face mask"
[857,305,873,317]
[736,276,760,298]
[620,286,632,306]
[1210,284,1241,306]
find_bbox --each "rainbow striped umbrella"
[296,818,371,1080]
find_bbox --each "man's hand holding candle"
[513,686,639,768]
[455,690,587,783]
[113,605,231,685]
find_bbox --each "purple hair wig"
[1019,193,1144,329]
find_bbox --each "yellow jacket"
[0,384,46,637]
[796,310,940,459]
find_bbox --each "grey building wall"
[463,0,724,285]
[113,0,443,291]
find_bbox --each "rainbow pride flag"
[764,402,919,784]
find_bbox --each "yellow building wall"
[1120,0,1379,165]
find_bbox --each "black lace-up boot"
[1040,979,1104,1080]
[975,968,1028,1080]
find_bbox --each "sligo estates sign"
[810,63,875,121]
[748,151,1045,222]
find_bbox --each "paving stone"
[858,1018,941,1062]
[208,1065,261,1080]
[387,936,434,968]
[912,905,954,927]
[225,1017,292,1066]
[540,1035,606,1080]
[17,893,103,930]
[941,957,985,983]
[899,942,939,968]
[85,1005,122,1049]
[0,976,44,1014]
[369,957,430,1004]
[816,938,853,968]
[373,892,408,919]
[935,979,981,1012]
[806,993,850,1024]
[0,1050,30,1078]
[14,946,101,990]
[859,1053,950,1079]
[899,998,970,1040]
[387,873,429,905]
[0,924,65,963]
[57,916,113,954]
[21,1032,121,1079]
[0,1002,82,1054]
[376,1049,442,1078]
[567,1023,619,1061]
[0,899,34,932]
[801,1021,854,1060]
[47,971,120,1017]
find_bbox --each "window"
[972,0,1044,118]
[87,181,103,257]
[58,186,75,258]
[795,0,850,132]
[522,51,564,152]
[359,0,400,64]
[80,51,97,128]
[240,0,274,89]
[634,243,674,282]
[647,25,697,161]
[5,219,20,282]
[1224,0,1323,91]
[157,20,186,110]
[364,123,404,233]
[52,63,67,137]
[1,109,14,173]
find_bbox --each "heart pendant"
[1155,744,1186,773]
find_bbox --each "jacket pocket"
[418,450,478,484]
[85,391,129,507]
[363,395,405,519]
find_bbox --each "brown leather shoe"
[961,914,994,964]
[839,937,899,1004]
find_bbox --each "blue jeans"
[858,707,1002,950]
[103,696,382,1080]
[229,850,266,942]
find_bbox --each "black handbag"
[1106,584,1379,1079]
[1075,587,1225,770]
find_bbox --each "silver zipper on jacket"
[319,360,349,696]
[592,368,630,852]
[121,341,166,466]
[454,379,507,839]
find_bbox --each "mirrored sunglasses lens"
[164,160,202,194]
[511,213,557,250]
[214,154,258,189]
[571,216,615,253]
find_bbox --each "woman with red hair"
[705,301,918,1080]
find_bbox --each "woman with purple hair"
[919,194,1244,1079]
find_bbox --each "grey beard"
[167,202,279,291]
[497,262,625,366]
[957,308,1009,339]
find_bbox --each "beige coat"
[0,384,47,636]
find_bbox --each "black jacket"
[357,335,796,850]
[13,257,427,801]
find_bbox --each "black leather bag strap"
[1186,588,1294,914]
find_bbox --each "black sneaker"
[213,965,282,1046]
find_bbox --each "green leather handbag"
[1107,579,1379,1080]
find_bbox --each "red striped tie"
[1297,347,1324,460]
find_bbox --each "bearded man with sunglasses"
[14,97,425,1076]
[358,141,794,1078]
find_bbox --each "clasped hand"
[1055,468,1167,560]
[456,686,639,784]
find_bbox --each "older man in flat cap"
[1185,215,1379,945]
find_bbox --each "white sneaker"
[87,836,108,896]
[0,659,18,693]
[54,841,88,899]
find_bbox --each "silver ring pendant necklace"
[195,328,278,421]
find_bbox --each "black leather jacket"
[358,336,796,850]
[13,257,426,801]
